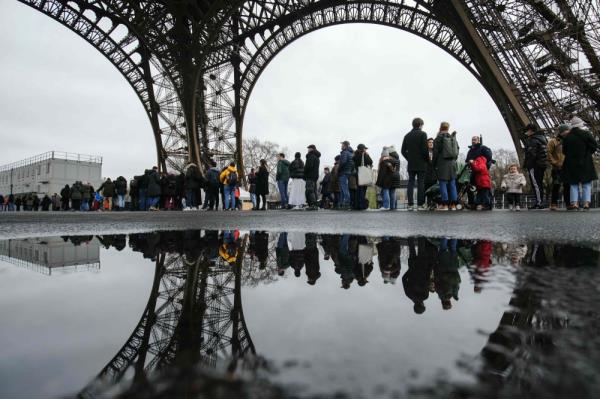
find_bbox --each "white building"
[0,237,100,276]
[0,151,103,196]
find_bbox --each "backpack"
[441,133,459,160]
[227,171,238,186]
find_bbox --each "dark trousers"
[207,188,219,210]
[476,188,492,207]
[71,199,81,210]
[61,199,70,210]
[256,194,267,209]
[550,168,570,206]
[528,166,546,206]
[356,186,367,210]
[506,193,521,206]
[407,171,426,206]
[305,179,317,207]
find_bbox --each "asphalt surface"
[1,209,599,245]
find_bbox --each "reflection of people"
[337,234,354,289]
[377,237,401,284]
[219,230,239,264]
[470,240,493,293]
[289,232,306,277]
[254,231,269,269]
[354,236,374,287]
[304,233,321,285]
[402,238,435,314]
[276,232,290,276]
[434,238,461,310]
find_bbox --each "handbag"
[357,153,373,186]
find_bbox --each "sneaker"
[417,205,429,211]
[515,205,521,211]
[550,204,558,211]
[449,204,457,211]
[476,205,483,211]
[567,204,579,211]
[437,205,448,211]
[407,205,414,211]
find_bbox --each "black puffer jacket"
[524,133,548,169]
[304,150,321,181]
[289,157,305,179]
[115,176,128,195]
[376,157,397,189]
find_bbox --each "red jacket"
[471,156,491,189]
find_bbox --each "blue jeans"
[382,188,396,209]
[146,197,159,209]
[117,195,125,208]
[186,189,198,208]
[80,201,89,211]
[138,189,147,211]
[570,182,592,205]
[277,180,289,207]
[224,185,236,209]
[439,179,458,204]
[250,193,257,208]
[339,174,350,206]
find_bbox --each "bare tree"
[242,137,287,196]
[489,148,519,189]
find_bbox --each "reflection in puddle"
[0,231,598,399]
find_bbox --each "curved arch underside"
[16,0,600,171]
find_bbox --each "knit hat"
[570,116,586,129]
[381,146,389,157]
[558,124,570,134]
[388,145,397,154]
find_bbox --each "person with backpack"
[338,140,354,210]
[401,118,430,210]
[523,123,549,209]
[206,161,221,211]
[220,161,239,210]
[276,153,291,209]
[98,177,116,211]
[70,181,83,211]
[304,144,321,211]
[289,152,306,209]
[255,159,269,210]
[432,122,459,211]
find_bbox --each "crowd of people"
[0,116,596,212]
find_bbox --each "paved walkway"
[1,210,599,245]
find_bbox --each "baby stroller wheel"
[455,203,463,210]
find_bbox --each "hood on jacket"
[227,165,238,173]
[308,150,322,158]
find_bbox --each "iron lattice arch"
[18,0,600,173]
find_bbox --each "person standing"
[247,167,258,210]
[319,167,333,208]
[562,116,598,211]
[288,152,306,209]
[547,124,570,210]
[432,122,459,211]
[51,193,61,211]
[469,156,492,210]
[146,167,162,211]
[70,181,82,211]
[276,153,291,209]
[81,182,91,211]
[304,144,321,211]
[220,162,239,210]
[98,178,116,211]
[137,171,149,211]
[338,140,354,210]
[255,160,269,210]
[501,164,527,211]
[523,124,548,209]
[115,176,128,210]
[206,161,221,211]
[330,156,341,208]
[376,147,398,210]
[401,118,429,210]
[60,184,71,210]
[352,144,373,210]
[184,163,202,210]
[465,136,493,209]
[424,138,437,206]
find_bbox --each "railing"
[0,151,103,172]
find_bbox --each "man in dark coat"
[319,167,333,208]
[146,167,162,210]
[465,136,493,208]
[352,143,373,210]
[402,238,435,314]
[114,176,128,210]
[98,178,116,210]
[338,141,354,210]
[401,118,429,210]
[184,163,203,209]
[304,144,321,210]
[523,124,549,209]
[276,153,291,209]
[562,117,598,210]
[60,184,71,210]
[304,233,321,285]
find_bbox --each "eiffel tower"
[18,1,600,177]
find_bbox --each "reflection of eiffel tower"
[80,237,255,397]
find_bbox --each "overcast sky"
[1,1,513,178]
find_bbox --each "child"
[469,156,492,210]
[501,164,527,211]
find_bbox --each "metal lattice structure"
[17,0,600,174]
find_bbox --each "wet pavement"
[1,229,599,399]
[1,210,600,245]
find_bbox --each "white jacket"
[501,172,527,194]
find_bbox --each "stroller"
[425,163,475,210]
